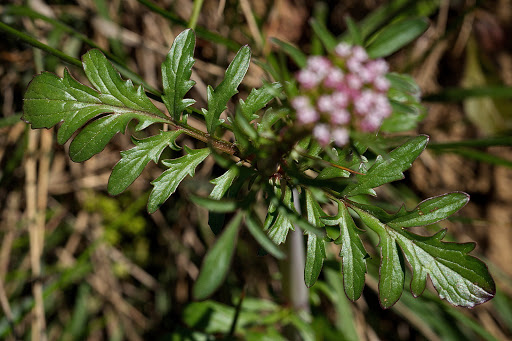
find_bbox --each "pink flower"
[332,92,349,108]
[292,96,311,110]
[354,90,375,115]
[313,124,331,146]
[360,114,383,132]
[368,59,389,75]
[335,43,352,57]
[323,68,344,88]
[374,76,390,92]
[317,95,335,113]
[297,69,320,89]
[347,57,363,73]
[359,67,375,83]
[307,56,331,76]
[373,94,392,117]
[332,127,349,146]
[352,46,368,62]
[330,109,350,124]
[297,107,319,124]
[346,74,363,90]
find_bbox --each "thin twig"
[228,283,246,337]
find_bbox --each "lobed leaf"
[23,49,168,157]
[161,29,196,121]
[322,201,367,301]
[304,190,326,287]
[245,213,286,259]
[203,46,251,134]
[108,130,181,195]
[342,135,429,197]
[231,107,258,154]
[263,184,296,245]
[209,165,240,200]
[387,192,469,228]
[353,206,495,308]
[239,82,283,122]
[193,212,243,300]
[148,147,210,213]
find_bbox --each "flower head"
[292,43,392,147]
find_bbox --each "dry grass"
[0,0,511,339]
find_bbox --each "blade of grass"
[0,19,160,95]
[0,20,81,68]
[423,85,512,101]
[432,147,512,168]
[428,136,512,149]
[137,0,241,51]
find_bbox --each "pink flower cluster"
[291,43,392,147]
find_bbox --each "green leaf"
[387,192,469,228]
[239,82,282,122]
[309,18,337,51]
[345,16,363,46]
[193,212,242,300]
[231,107,258,154]
[322,201,367,301]
[161,29,196,121]
[381,100,425,133]
[387,72,422,99]
[23,49,168,151]
[304,190,326,287]
[381,73,426,133]
[270,38,307,68]
[148,147,210,213]
[203,46,251,134]
[245,213,285,259]
[190,196,238,213]
[209,166,240,200]
[108,130,181,195]
[353,206,496,308]
[367,17,429,58]
[263,184,296,245]
[378,234,405,308]
[342,135,429,197]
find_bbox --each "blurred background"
[0,0,511,339]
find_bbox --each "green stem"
[0,20,82,68]
[227,283,246,337]
[188,0,204,30]
[174,121,237,156]
[0,18,161,95]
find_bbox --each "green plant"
[21,21,495,318]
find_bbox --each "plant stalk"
[281,188,310,340]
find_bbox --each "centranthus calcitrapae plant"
[22,27,495,310]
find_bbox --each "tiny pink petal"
[332,128,349,146]
[374,76,390,92]
[297,107,319,124]
[313,124,331,146]
[335,42,352,57]
[330,109,350,124]
[352,46,368,61]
